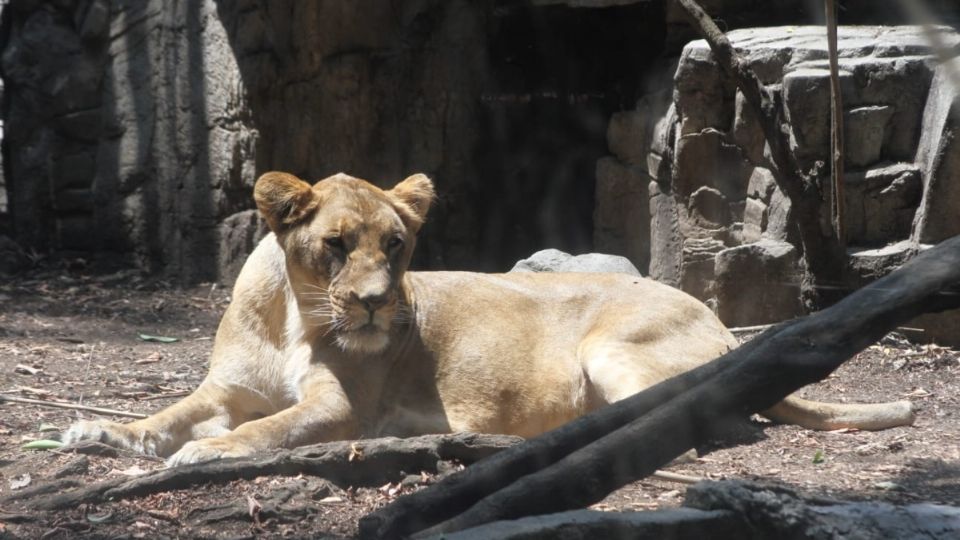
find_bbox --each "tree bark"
[362,235,960,538]
[6,433,520,511]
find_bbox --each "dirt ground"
[0,264,958,539]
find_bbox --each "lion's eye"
[324,236,345,251]
[387,237,404,250]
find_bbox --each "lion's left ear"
[390,173,435,230]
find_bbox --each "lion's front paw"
[62,420,162,456]
[166,438,253,467]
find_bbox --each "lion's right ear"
[254,172,319,233]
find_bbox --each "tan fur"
[63,172,915,465]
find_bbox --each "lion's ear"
[254,172,319,232]
[390,173,435,230]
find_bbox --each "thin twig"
[0,394,147,419]
[826,0,845,244]
[139,391,190,401]
[651,470,706,485]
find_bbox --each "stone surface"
[688,186,729,228]
[844,105,895,169]
[510,248,642,277]
[648,181,682,287]
[741,198,767,243]
[601,25,960,330]
[912,57,960,245]
[680,237,725,302]
[714,240,803,326]
[594,157,651,273]
[673,130,750,200]
[844,163,922,245]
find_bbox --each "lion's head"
[254,171,434,354]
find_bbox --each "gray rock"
[714,239,803,326]
[594,157,651,273]
[733,90,766,166]
[688,186,729,228]
[680,237,725,302]
[912,57,960,244]
[510,248,642,277]
[763,185,795,244]
[847,241,917,287]
[844,163,921,245]
[844,106,895,169]
[742,198,767,243]
[746,167,776,203]
[606,108,650,169]
[218,210,268,285]
[648,180,682,287]
[673,130,750,200]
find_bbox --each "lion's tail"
[763,395,915,431]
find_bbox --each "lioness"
[64,172,914,465]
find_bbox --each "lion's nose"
[357,292,389,313]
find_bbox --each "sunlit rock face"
[597,25,960,342]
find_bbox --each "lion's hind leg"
[579,336,708,408]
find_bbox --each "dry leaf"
[318,496,343,504]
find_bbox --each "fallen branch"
[438,480,960,540]
[362,235,960,538]
[5,433,519,510]
[0,394,148,419]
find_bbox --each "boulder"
[510,248,642,277]
[714,240,803,326]
[912,57,960,244]
[844,163,922,245]
[648,181,683,287]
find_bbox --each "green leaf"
[812,449,825,464]
[38,423,59,432]
[22,439,65,450]
[138,333,179,343]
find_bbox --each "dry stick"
[0,394,148,419]
[413,235,960,537]
[825,0,845,244]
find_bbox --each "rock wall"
[0,0,664,280]
[1,0,259,281]
[597,26,960,339]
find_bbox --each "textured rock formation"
[597,25,960,338]
[1,0,664,281]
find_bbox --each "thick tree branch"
[5,433,520,511]
[363,235,960,538]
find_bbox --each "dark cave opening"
[471,1,666,271]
